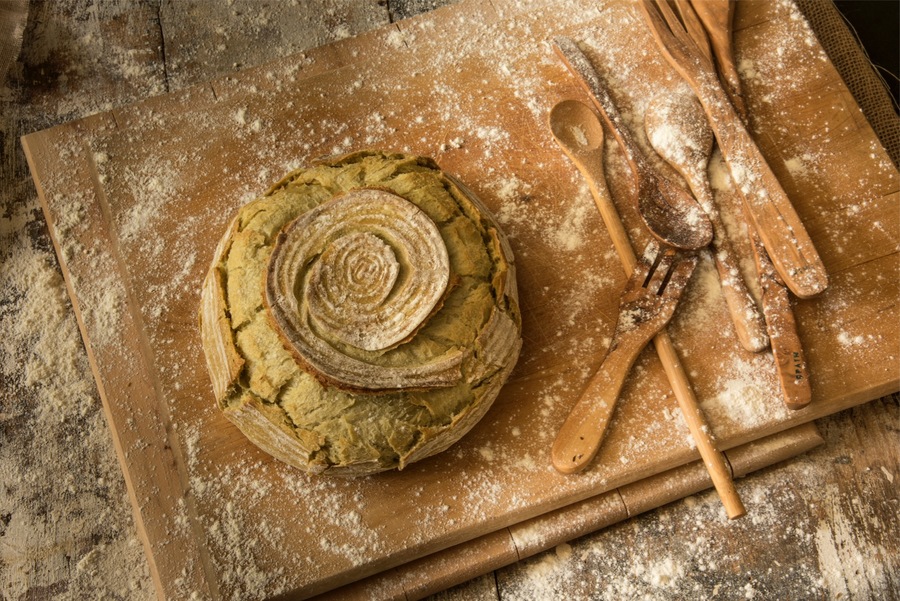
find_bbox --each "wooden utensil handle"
[653,331,747,519]
[716,256,768,352]
[761,281,812,410]
[687,176,768,352]
[752,236,812,410]
[692,70,828,300]
[552,339,645,474]
[690,0,749,119]
[574,149,638,269]
[568,135,746,519]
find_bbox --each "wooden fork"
[677,0,812,409]
[639,0,828,300]
[552,242,698,474]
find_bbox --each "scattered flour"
[703,354,789,430]
[4,0,897,599]
[0,198,154,599]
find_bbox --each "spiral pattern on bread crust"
[267,188,459,390]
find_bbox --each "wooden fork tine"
[674,0,713,62]
[639,0,672,40]
[653,0,685,38]
[639,0,687,60]
[645,247,678,293]
[661,252,698,298]
[626,242,658,292]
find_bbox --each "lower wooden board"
[316,422,826,601]
[21,0,899,598]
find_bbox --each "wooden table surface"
[0,1,896,600]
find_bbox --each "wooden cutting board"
[22,0,899,598]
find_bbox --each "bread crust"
[198,150,521,476]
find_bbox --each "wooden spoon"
[552,36,713,251]
[549,99,745,518]
[548,99,634,265]
[645,93,768,353]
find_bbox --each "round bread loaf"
[199,150,522,475]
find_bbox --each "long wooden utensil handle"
[749,231,812,409]
[652,332,745,518]
[690,70,827,300]
[552,337,646,474]
[689,0,749,118]
[564,141,746,519]
[573,149,637,268]
[685,173,768,352]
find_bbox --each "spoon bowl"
[645,93,713,179]
[549,100,635,269]
[550,98,712,251]
[550,99,605,153]
[645,93,768,353]
[639,176,711,250]
[551,37,713,251]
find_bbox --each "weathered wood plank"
[159,0,391,90]
[492,394,900,600]
[1,2,166,598]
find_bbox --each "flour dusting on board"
[8,0,900,598]
[84,0,892,593]
[704,353,789,430]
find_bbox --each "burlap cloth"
[798,0,899,166]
